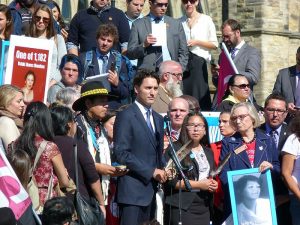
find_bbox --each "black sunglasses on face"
[232,84,250,89]
[182,0,197,4]
[34,15,50,24]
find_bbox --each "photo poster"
[0,40,10,84]
[202,111,222,144]
[4,35,53,103]
[227,168,277,225]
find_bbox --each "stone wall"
[206,0,300,105]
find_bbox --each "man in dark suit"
[114,69,167,225]
[258,93,291,225]
[127,0,189,72]
[79,23,130,109]
[273,46,300,115]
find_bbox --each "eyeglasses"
[232,84,250,89]
[166,72,183,79]
[34,15,50,24]
[265,108,287,115]
[231,114,249,122]
[153,2,169,7]
[182,0,197,4]
[186,123,205,130]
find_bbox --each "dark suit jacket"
[273,65,297,104]
[258,123,289,153]
[233,43,261,86]
[127,15,189,71]
[258,123,289,196]
[219,129,280,216]
[164,143,215,210]
[113,103,165,206]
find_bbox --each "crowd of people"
[0,0,300,225]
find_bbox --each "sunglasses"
[182,0,197,4]
[34,15,50,24]
[153,2,169,7]
[232,84,250,89]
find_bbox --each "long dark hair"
[51,105,73,136]
[0,4,13,40]
[288,115,300,139]
[28,5,56,39]
[178,111,209,147]
[14,101,54,159]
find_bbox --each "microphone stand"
[164,117,192,225]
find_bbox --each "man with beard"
[152,60,183,113]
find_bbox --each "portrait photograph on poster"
[227,168,277,225]
[4,35,53,103]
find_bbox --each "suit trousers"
[119,196,156,225]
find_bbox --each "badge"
[109,17,112,21]
[234,144,247,154]
[259,146,263,151]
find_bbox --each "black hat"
[72,81,115,111]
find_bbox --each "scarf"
[89,1,110,16]
[0,108,23,132]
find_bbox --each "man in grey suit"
[221,19,261,87]
[273,47,300,115]
[127,0,189,72]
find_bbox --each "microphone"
[164,115,171,137]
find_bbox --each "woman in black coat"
[164,112,218,225]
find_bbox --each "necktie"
[230,48,238,60]
[146,109,154,134]
[171,130,179,141]
[271,130,278,148]
[101,55,108,74]
[295,73,300,107]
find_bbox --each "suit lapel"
[253,137,267,167]
[144,15,152,34]
[278,123,288,151]
[289,66,297,100]
[233,43,247,63]
[92,51,100,75]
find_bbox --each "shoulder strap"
[83,50,93,80]
[74,143,79,188]
[32,140,48,171]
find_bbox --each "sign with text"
[5,35,53,103]
[0,143,31,220]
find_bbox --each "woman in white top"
[27,5,67,87]
[282,116,300,225]
[180,0,218,110]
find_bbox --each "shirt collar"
[96,49,110,59]
[135,100,152,115]
[149,13,164,23]
[234,40,245,50]
[265,123,282,135]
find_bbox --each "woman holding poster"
[27,5,66,87]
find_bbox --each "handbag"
[73,143,105,225]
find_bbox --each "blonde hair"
[0,84,23,109]
[231,102,260,128]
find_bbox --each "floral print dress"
[33,135,61,206]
